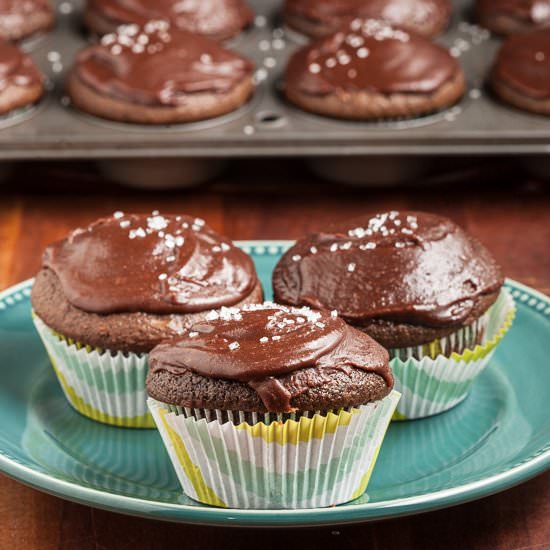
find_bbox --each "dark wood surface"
[0,160,549,550]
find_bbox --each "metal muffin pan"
[1,0,549,185]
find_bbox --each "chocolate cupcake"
[147,303,400,508]
[67,21,254,124]
[31,211,262,427]
[85,0,254,41]
[476,0,550,35]
[0,40,44,115]
[0,0,54,42]
[272,211,515,419]
[284,19,465,121]
[284,0,452,39]
[492,29,550,115]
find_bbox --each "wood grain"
[0,160,549,550]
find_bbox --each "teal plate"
[0,241,549,527]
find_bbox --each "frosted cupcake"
[272,211,515,419]
[147,303,399,509]
[31,212,262,428]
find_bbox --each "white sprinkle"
[243,125,255,135]
[330,243,338,252]
[158,273,167,281]
[119,220,130,228]
[401,228,413,235]
[310,246,318,254]
[111,45,123,55]
[292,254,301,262]
[260,336,269,343]
[206,311,219,321]
[189,331,199,338]
[326,57,337,68]
[347,262,356,273]
[175,236,185,247]
[166,255,176,262]
[272,335,281,341]
[135,227,146,238]
[259,39,270,51]
[315,322,326,329]
[357,47,369,58]
[113,211,124,219]
[535,51,546,62]
[331,310,338,318]
[309,62,321,74]
[229,341,240,351]
[212,245,222,253]
[296,317,305,323]
[340,241,352,250]
[264,57,277,68]
[221,243,231,252]
[395,242,406,249]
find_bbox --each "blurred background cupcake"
[147,303,399,509]
[31,211,262,427]
[84,0,254,41]
[0,0,54,42]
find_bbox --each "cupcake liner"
[33,315,155,428]
[391,288,516,421]
[148,390,401,509]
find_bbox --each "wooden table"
[1,160,549,550]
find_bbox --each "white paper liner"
[148,391,400,509]
[391,288,515,420]
[33,315,154,428]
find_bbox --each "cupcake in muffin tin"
[67,21,255,125]
[0,40,45,115]
[84,0,254,41]
[0,0,54,42]
[284,19,465,121]
[31,212,262,427]
[147,303,399,508]
[476,0,550,35]
[284,0,452,39]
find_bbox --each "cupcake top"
[43,211,258,315]
[0,0,53,33]
[285,0,451,34]
[285,19,460,96]
[493,29,550,99]
[0,40,43,91]
[73,21,253,106]
[148,303,392,412]
[477,0,550,26]
[88,0,254,39]
[273,211,504,329]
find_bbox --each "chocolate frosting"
[478,0,550,25]
[74,21,253,105]
[286,0,450,30]
[273,211,504,328]
[149,303,392,412]
[494,29,550,99]
[43,212,258,315]
[89,0,254,38]
[285,19,459,95]
[0,41,43,91]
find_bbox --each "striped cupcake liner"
[391,288,516,421]
[33,315,154,428]
[148,390,401,509]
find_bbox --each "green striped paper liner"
[391,289,515,420]
[148,391,400,509]
[33,315,154,428]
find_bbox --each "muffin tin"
[2,0,550,184]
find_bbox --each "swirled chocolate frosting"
[89,0,254,38]
[273,212,504,328]
[43,212,258,315]
[149,303,392,412]
[74,21,253,105]
[285,0,450,31]
[494,29,550,99]
[285,19,460,95]
[0,41,43,91]
[478,0,550,25]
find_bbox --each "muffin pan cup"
[147,391,400,509]
[390,288,516,421]
[0,0,549,187]
[32,315,155,428]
